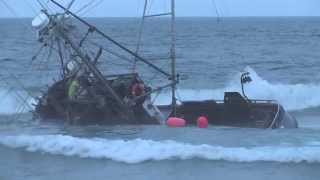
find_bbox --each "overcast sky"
[0,0,319,18]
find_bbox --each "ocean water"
[1,17,320,180]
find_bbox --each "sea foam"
[1,134,320,164]
[0,89,33,114]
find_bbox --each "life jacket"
[68,79,80,100]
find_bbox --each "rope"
[66,0,76,11]
[132,0,148,73]
[75,0,96,14]
[83,0,104,16]
[87,40,133,64]
[0,0,34,33]
[151,89,161,104]
[76,0,104,16]
[211,0,221,21]
[147,0,155,15]
[0,0,18,17]
[36,36,54,71]
[0,75,33,111]
[145,62,169,85]
[36,0,51,12]
[23,0,39,16]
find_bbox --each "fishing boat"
[29,0,297,128]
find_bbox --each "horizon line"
[1,15,320,19]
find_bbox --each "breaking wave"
[1,135,320,163]
[0,89,33,114]
[1,67,319,114]
[156,67,320,111]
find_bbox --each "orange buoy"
[197,116,208,128]
[166,117,186,127]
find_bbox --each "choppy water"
[1,17,320,180]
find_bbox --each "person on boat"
[124,78,147,106]
[131,82,145,97]
[68,78,80,100]
[67,65,91,101]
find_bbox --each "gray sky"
[0,0,319,18]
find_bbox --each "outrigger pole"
[49,0,172,78]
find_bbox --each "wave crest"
[1,135,320,163]
[156,67,320,111]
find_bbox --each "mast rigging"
[49,0,172,78]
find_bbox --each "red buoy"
[166,117,186,127]
[197,116,208,128]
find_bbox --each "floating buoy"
[197,116,208,128]
[166,117,186,127]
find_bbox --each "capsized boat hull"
[35,96,298,129]
[160,100,298,129]
[34,75,297,128]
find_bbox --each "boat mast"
[134,0,178,115]
[170,0,177,116]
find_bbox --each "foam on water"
[0,89,33,114]
[1,134,320,164]
[156,67,320,111]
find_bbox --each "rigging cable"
[0,0,18,17]
[36,0,47,9]
[23,0,39,16]
[147,0,155,15]
[132,0,148,72]
[0,0,33,33]
[0,0,51,89]
[0,73,34,110]
[66,0,76,10]
[75,0,96,14]
[67,29,134,65]
[211,0,221,22]
[79,0,104,17]
[87,40,134,64]
[35,36,54,70]
[36,0,52,12]
[145,61,170,85]
[75,0,104,16]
